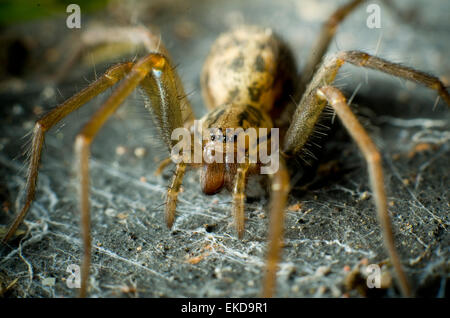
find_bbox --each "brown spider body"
[197,103,271,195]
[197,25,296,195]
[201,25,297,115]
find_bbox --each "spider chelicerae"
[2,0,449,297]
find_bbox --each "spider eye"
[226,134,237,143]
[210,134,224,142]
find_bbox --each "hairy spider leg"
[55,25,195,125]
[262,157,290,298]
[316,85,410,296]
[297,0,364,99]
[74,53,187,297]
[262,0,363,297]
[284,50,450,155]
[233,162,250,239]
[165,162,186,228]
[280,50,449,297]
[2,62,133,243]
[155,157,174,176]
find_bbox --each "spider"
[2,0,449,298]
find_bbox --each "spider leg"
[282,50,449,297]
[154,157,174,176]
[2,62,133,243]
[262,157,290,297]
[74,53,186,297]
[316,85,411,297]
[284,50,450,155]
[165,162,186,228]
[233,162,250,239]
[56,25,195,125]
[298,0,365,98]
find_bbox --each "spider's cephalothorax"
[196,103,273,195]
[4,0,450,298]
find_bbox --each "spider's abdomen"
[201,25,297,114]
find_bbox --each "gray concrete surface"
[0,0,449,297]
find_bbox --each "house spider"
[2,0,449,297]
